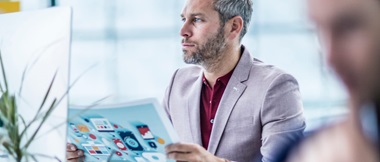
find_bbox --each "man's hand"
[66,143,85,162]
[165,143,227,162]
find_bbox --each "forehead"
[181,0,216,16]
[308,0,379,25]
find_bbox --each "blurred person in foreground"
[279,0,380,161]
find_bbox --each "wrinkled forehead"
[307,0,380,26]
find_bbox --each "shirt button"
[209,101,212,104]
[210,119,214,124]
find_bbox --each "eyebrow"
[180,13,205,18]
[332,11,363,26]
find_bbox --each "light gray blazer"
[163,46,305,162]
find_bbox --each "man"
[67,0,306,161]
[280,0,380,161]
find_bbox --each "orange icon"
[157,137,165,144]
[77,124,90,132]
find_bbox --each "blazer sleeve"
[162,69,179,123]
[260,73,306,162]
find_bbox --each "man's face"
[308,0,380,102]
[180,0,227,66]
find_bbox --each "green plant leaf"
[23,98,56,149]
[30,154,38,162]
[19,70,57,139]
[17,37,64,96]
[37,70,57,114]
[0,49,8,93]
[3,142,16,159]
[0,50,8,93]
[18,114,28,139]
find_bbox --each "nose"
[180,21,192,39]
[325,37,340,69]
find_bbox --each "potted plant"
[0,49,65,162]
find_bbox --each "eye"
[181,17,186,22]
[193,18,202,23]
[340,20,359,32]
[334,17,362,37]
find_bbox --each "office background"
[4,0,348,131]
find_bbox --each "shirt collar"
[202,67,234,86]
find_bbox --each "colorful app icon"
[77,124,90,132]
[148,141,157,149]
[81,143,110,156]
[142,152,166,162]
[136,125,154,140]
[156,137,165,144]
[113,138,127,151]
[115,151,122,156]
[70,123,79,133]
[75,132,82,137]
[90,118,114,132]
[117,131,144,151]
[89,134,97,140]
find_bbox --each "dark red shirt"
[200,70,234,149]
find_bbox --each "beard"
[182,26,226,66]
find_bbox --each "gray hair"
[213,0,253,41]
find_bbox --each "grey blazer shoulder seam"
[260,72,289,112]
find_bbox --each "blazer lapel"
[187,70,203,146]
[207,77,247,154]
[207,45,252,154]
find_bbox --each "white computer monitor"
[0,7,71,161]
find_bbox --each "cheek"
[195,27,218,43]
[192,27,210,41]
[343,32,372,73]
[343,29,380,93]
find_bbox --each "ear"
[225,16,243,41]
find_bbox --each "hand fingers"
[66,143,78,152]
[66,149,84,160]
[165,143,200,153]
[67,156,85,162]
[167,151,198,161]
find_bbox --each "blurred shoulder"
[286,119,378,162]
[248,58,298,87]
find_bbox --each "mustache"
[182,39,197,44]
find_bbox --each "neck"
[202,44,241,88]
[348,95,366,122]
